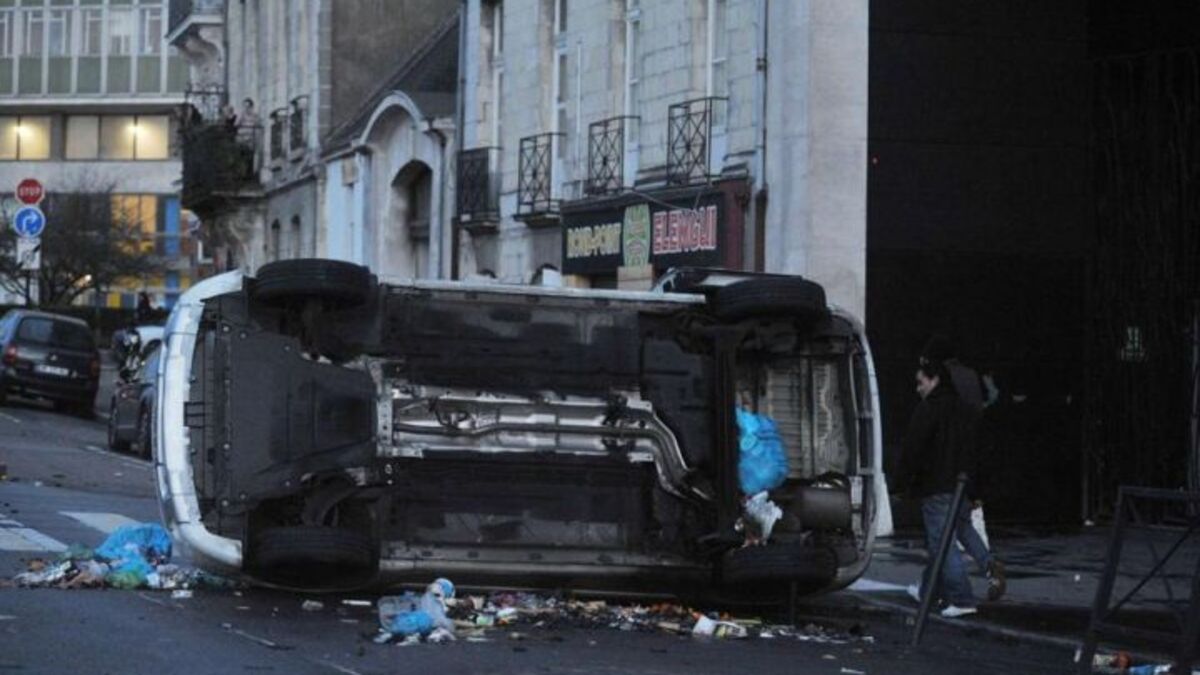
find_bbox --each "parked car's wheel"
[710,277,827,322]
[137,407,153,460]
[249,525,378,588]
[721,542,837,585]
[108,400,131,453]
[252,259,372,308]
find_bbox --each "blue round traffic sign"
[13,206,45,238]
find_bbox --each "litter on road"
[8,522,241,591]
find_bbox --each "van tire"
[252,259,372,308]
[249,526,377,587]
[721,542,837,584]
[710,277,826,322]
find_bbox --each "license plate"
[34,364,70,377]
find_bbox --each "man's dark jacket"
[896,383,980,498]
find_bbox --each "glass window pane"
[139,7,161,55]
[100,115,136,159]
[66,116,100,159]
[23,10,43,56]
[133,115,168,159]
[82,9,103,56]
[109,8,133,56]
[17,116,51,160]
[47,9,69,57]
[0,117,16,160]
[0,11,13,58]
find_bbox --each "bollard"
[912,472,970,647]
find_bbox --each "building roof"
[323,12,459,155]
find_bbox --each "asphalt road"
[0,399,1078,675]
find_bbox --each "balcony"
[515,133,563,227]
[180,115,262,220]
[586,116,637,196]
[167,0,224,45]
[666,97,727,186]
[455,147,501,233]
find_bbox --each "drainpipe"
[452,1,469,280]
[430,121,449,280]
[751,0,768,271]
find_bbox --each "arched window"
[269,219,281,261]
[290,216,302,258]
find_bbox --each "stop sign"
[16,179,44,205]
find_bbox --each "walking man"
[896,360,981,617]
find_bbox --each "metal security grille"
[517,133,561,216]
[289,97,307,153]
[666,97,725,186]
[455,147,500,223]
[269,109,285,161]
[1086,50,1200,516]
[586,116,635,195]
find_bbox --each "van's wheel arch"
[710,277,827,322]
[248,525,378,589]
[251,259,372,308]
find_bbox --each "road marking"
[0,521,67,552]
[0,411,22,424]
[81,444,151,470]
[60,511,140,535]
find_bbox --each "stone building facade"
[455,0,868,316]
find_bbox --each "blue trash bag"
[95,523,173,566]
[736,408,789,495]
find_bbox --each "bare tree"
[0,178,156,307]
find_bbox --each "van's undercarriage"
[159,263,880,595]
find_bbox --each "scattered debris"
[171,589,193,600]
[9,523,241,592]
[301,600,325,612]
[840,669,866,675]
[375,578,456,643]
[341,599,372,608]
[692,614,748,639]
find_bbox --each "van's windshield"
[17,318,95,351]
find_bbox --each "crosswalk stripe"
[0,526,66,552]
[59,511,140,535]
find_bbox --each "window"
[81,9,103,56]
[111,195,158,252]
[556,0,567,33]
[47,9,69,57]
[100,115,169,160]
[489,2,504,148]
[0,116,51,161]
[289,217,301,259]
[707,0,728,125]
[23,10,44,57]
[138,7,161,56]
[555,52,568,159]
[66,116,100,159]
[0,10,14,58]
[624,3,641,121]
[109,8,134,56]
[269,220,281,261]
[17,318,95,351]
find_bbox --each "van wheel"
[252,259,372,308]
[137,408,153,459]
[710,277,827,322]
[721,542,837,584]
[249,526,378,589]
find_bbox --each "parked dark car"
[0,310,100,417]
[108,340,161,458]
[157,260,886,596]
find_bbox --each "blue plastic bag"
[95,523,173,566]
[736,408,789,495]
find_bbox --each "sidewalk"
[847,524,1197,653]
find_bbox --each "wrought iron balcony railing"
[180,122,262,219]
[586,116,637,195]
[666,97,727,186]
[455,147,501,228]
[289,97,307,156]
[517,133,563,219]
[269,109,286,161]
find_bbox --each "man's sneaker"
[986,560,1007,601]
[906,583,922,603]
[940,604,978,619]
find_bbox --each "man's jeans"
[957,505,993,574]
[921,493,976,607]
